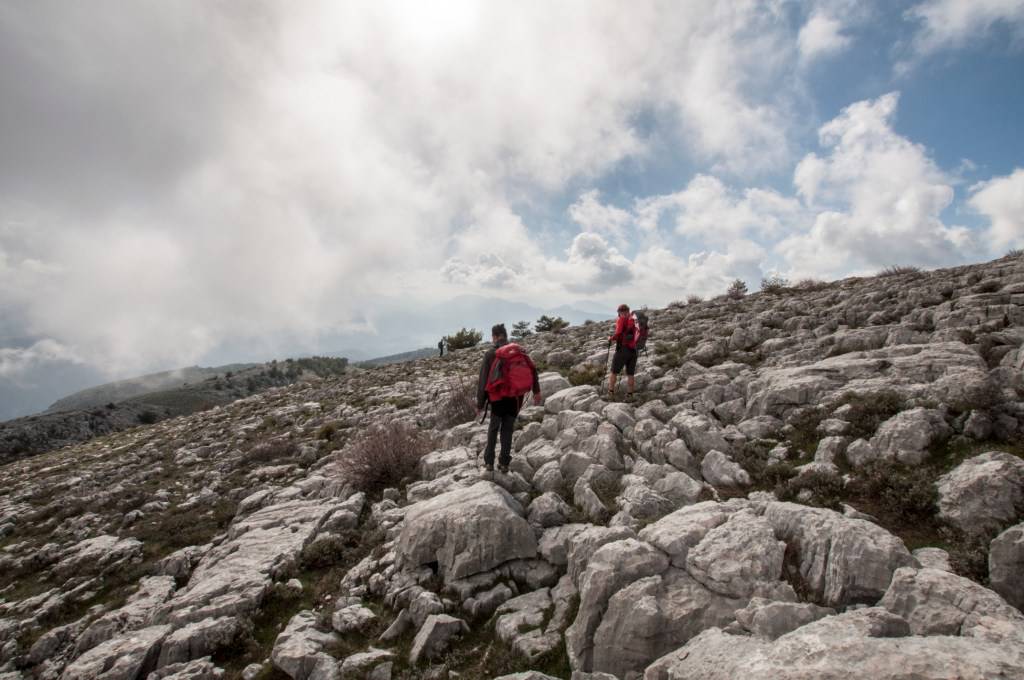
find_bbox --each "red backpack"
[621,315,639,350]
[485,343,536,401]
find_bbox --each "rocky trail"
[2,254,1024,680]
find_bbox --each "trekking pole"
[478,400,489,425]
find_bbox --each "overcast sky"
[2,0,1024,416]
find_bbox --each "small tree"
[511,320,533,341]
[445,327,482,350]
[535,315,569,333]
[727,279,748,300]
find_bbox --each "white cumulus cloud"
[798,12,853,62]
[970,168,1024,251]
[907,0,1024,56]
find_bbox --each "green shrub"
[848,460,937,522]
[1004,248,1023,259]
[446,328,483,350]
[138,410,159,425]
[686,294,704,304]
[836,390,905,438]
[787,406,826,457]
[775,470,844,510]
[340,422,435,495]
[794,278,829,291]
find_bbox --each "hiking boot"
[497,464,509,474]
[626,391,635,401]
[481,467,494,480]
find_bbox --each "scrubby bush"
[446,328,483,350]
[794,278,829,291]
[787,406,826,457]
[436,375,476,428]
[726,279,748,299]
[1004,248,1023,259]
[775,470,844,510]
[653,340,690,369]
[340,422,435,495]
[568,363,605,386]
[847,460,937,522]
[879,265,921,277]
[836,390,905,438]
[535,315,569,333]
[760,275,791,295]
[686,294,704,304]
[138,410,159,425]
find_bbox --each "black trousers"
[483,397,519,468]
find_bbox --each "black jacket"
[476,340,541,409]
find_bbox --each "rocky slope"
[2,255,1024,680]
[0,358,349,465]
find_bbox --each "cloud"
[907,0,1024,56]
[0,339,83,378]
[779,92,976,277]
[569,190,632,246]
[798,12,853,62]
[970,168,1024,251]
[0,1,816,378]
[636,175,802,245]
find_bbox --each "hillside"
[0,357,348,464]
[46,364,260,413]
[1,255,1023,679]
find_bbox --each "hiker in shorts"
[608,303,639,400]
[476,323,541,474]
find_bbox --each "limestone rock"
[868,408,952,466]
[685,509,786,599]
[396,482,537,582]
[271,611,339,680]
[408,614,468,665]
[990,522,1024,611]
[700,450,751,488]
[936,451,1024,535]
[62,625,171,680]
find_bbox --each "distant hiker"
[608,303,640,400]
[476,323,541,474]
[438,338,445,357]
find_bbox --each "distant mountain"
[356,347,438,368]
[47,363,258,412]
[0,356,349,463]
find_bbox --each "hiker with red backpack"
[607,303,648,400]
[476,323,541,474]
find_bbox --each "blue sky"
[1,0,1023,417]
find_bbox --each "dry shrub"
[340,421,435,495]
[686,294,704,304]
[836,390,905,438]
[794,278,829,291]
[248,439,298,463]
[878,264,921,277]
[760,275,791,295]
[436,375,476,428]
[847,460,937,522]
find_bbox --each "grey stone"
[271,611,339,680]
[936,451,1024,535]
[990,522,1024,611]
[700,450,751,487]
[408,614,468,665]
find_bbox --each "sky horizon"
[2,0,1023,417]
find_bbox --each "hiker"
[608,303,639,400]
[438,338,445,357]
[476,323,541,474]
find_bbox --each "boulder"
[565,538,669,672]
[868,408,952,466]
[61,625,171,680]
[879,566,1024,638]
[936,451,1024,535]
[763,502,917,607]
[396,482,537,582]
[158,617,242,667]
[733,598,834,639]
[527,492,572,528]
[700,451,751,488]
[685,509,786,599]
[989,522,1024,611]
[271,611,339,680]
